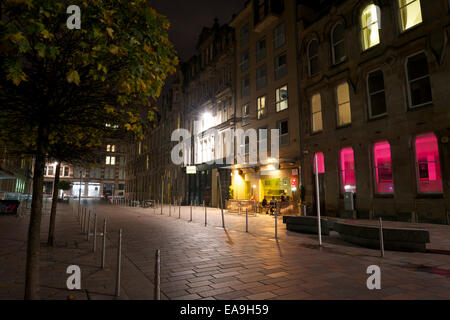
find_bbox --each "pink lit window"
[373,141,394,194]
[313,152,325,174]
[340,147,356,193]
[415,133,443,193]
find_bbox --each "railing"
[226,199,301,216]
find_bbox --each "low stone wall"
[333,221,430,253]
[285,216,329,236]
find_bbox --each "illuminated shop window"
[373,141,394,194]
[313,152,325,174]
[340,147,356,193]
[311,93,323,133]
[399,0,422,31]
[414,133,443,193]
[361,4,380,51]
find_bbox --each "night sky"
[149,0,246,62]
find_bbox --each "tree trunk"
[24,126,48,300]
[47,162,60,247]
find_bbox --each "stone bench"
[333,221,430,252]
[284,216,329,235]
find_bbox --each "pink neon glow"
[373,141,394,193]
[314,152,325,174]
[415,133,443,193]
[340,147,356,193]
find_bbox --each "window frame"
[360,3,381,51]
[275,84,288,112]
[256,64,267,90]
[257,95,267,120]
[311,93,323,133]
[398,0,423,33]
[372,140,394,195]
[307,39,319,76]
[405,51,433,109]
[274,52,287,80]
[331,22,346,65]
[256,38,267,62]
[274,22,286,50]
[277,119,289,146]
[366,69,387,119]
[335,82,352,127]
[413,133,443,195]
[339,147,357,194]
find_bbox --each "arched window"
[373,141,394,194]
[361,4,380,51]
[399,0,422,31]
[308,39,319,76]
[414,133,443,193]
[331,23,346,64]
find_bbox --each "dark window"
[274,23,286,49]
[308,40,319,76]
[240,23,249,47]
[332,23,346,64]
[241,50,250,72]
[241,75,250,98]
[407,52,432,107]
[274,53,287,80]
[256,64,267,90]
[256,39,266,62]
[367,70,387,117]
[278,120,289,146]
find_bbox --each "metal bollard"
[101,218,106,269]
[115,229,122,297]
[204,201,207,227]
[86,211,91,241]
[379,218,385,258]
[154,249,160,300]
[190,201,193,222]
[246,209,248,233]
[93,214,97,252]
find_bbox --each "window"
[399,0,422,31]
[258,127,268,155]
[407,52,432,108]
[111,145,116,152]
[274,53,287,80]
[336,82,351,126]
[367,70,387,118]
[106,156,110,165]
[256,64,267,90]
[361,4,380,51]
[241,50,250,72]
[331,23,346,64]
[274,23,286,49]
[241,75,250,98]
[257,95,266,119]
[276,85,288,112]
[414,133,443,193]
[373,141,394,194]
[242,104,250,126]
[340,147,356,193]
[48,166,54,176]
[278,120,289,146]
[313,152,325,174]
[64,166,69,177]
[245,136,250,155]
[222,101,228,122]
[311,93,323,133]
[106,144,111,152]
[308,40,319,76]
[106,156,115,165]
[256,39,266,62]
[240,23,249,47]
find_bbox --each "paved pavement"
[1,199,450,300]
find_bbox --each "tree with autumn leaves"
[0,0,178,299]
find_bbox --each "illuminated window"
[407,52,432,108]
[361,4,380,51]
[257,95,266,119]
[311,93,323,133]
[373,141,394,194]
[313,152,325,174]
[332,23,346,64]
[106,145,111,152]
[399,0,422,31]
[336,82,351,126]
[308,40,319,76]
[106,156,110,165]
[414,133,443,193]
[111,145,116,152]
[367,70,387,118]
[276,85,288,112]
[340,147,356,193]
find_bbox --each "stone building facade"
[297,0,450,223]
